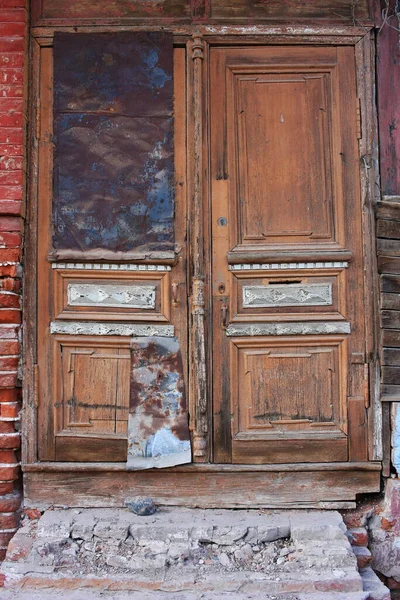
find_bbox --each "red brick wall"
[0,0,27,560]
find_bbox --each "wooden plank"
[32,0,370,25]
[382,348,400,365]
[377,218,400,240]
[381,384,400,400]
[382,329,400,347]
[378,255,400,274]
[348,398,368,461]
[23,468,381,509]
[381,366,400,385]
[376,201,400,222]
[382,310,400,329]
[55,435,127,462]
[209,0,370,21]
[22,39,41,464]
[378,239,400,257]
[376,6,400,197]
[22,461,382,472]
[232,438,348,464]
[381,275,400,293]
[381,293,400,311]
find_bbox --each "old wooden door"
[36,37,188,462]
[211,46,368,464]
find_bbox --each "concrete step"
[0,508,383,597]
[0,591,371,599]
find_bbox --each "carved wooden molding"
[229,262,349,271]
[189,35,208,461]
[226,321,351,337]
[50,321,174,337]
[52,263,171,271]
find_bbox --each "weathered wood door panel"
[36,42,188,462]
[211,46,367,464]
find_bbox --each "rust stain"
[127,336,191,470]
[53,32,175,256]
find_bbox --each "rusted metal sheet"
[54,32,173,116]
[127,337,191,470]
[52,33,174,258]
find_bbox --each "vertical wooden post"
[189,35,208,461]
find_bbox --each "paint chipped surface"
[127,336,191,470]
[52,32,174,257]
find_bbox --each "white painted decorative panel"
[67,283,156,309]
[242,283,332,308]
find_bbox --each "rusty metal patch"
[127,337,191,470]
[52,32,174,257]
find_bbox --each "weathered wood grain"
[23,467,380,509]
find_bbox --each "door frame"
[23,26,382,473]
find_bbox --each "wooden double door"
[36,41,370,467]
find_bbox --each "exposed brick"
[0,231,22,247]
[0,511,20,530]
[0,128,23,144]
[0,482,14,495]
[0,39,23,52]
[0,249,20,262]
[0,293,20,309]
[0,8,26,21]
[353,545,372,569]
[0,433,21,449]
[0,112,23,129]
[0,421,17,433]
[0,531,16,547]
[0,265,20,277]
[0,491,21,512]
[0,54,23,68]
[0,248,20,262]
[0,68,23,85]
[0,85,23,99]
[0,357,18,370]
[0,182,22,202]
[0,372,18,387]
[0,155,22,169]
[0,388,20,402]
[0,277,21,291]
[6,532,32,561]
[0,402,20,418]
[0,171,23,186]
[0,215,21,231]
[0,0,26,6]
[24,508,41,520]
[0,25,25,38]
[348,527,369,546]
[0,341,19,356]
[0,324,20,338]
[381,517,396,531]
[0,450,16,462]
[0,309,21,323]
[0,464,19,481]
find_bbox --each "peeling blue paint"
[127,337,191,470]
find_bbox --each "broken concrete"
[0,508,390,599]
